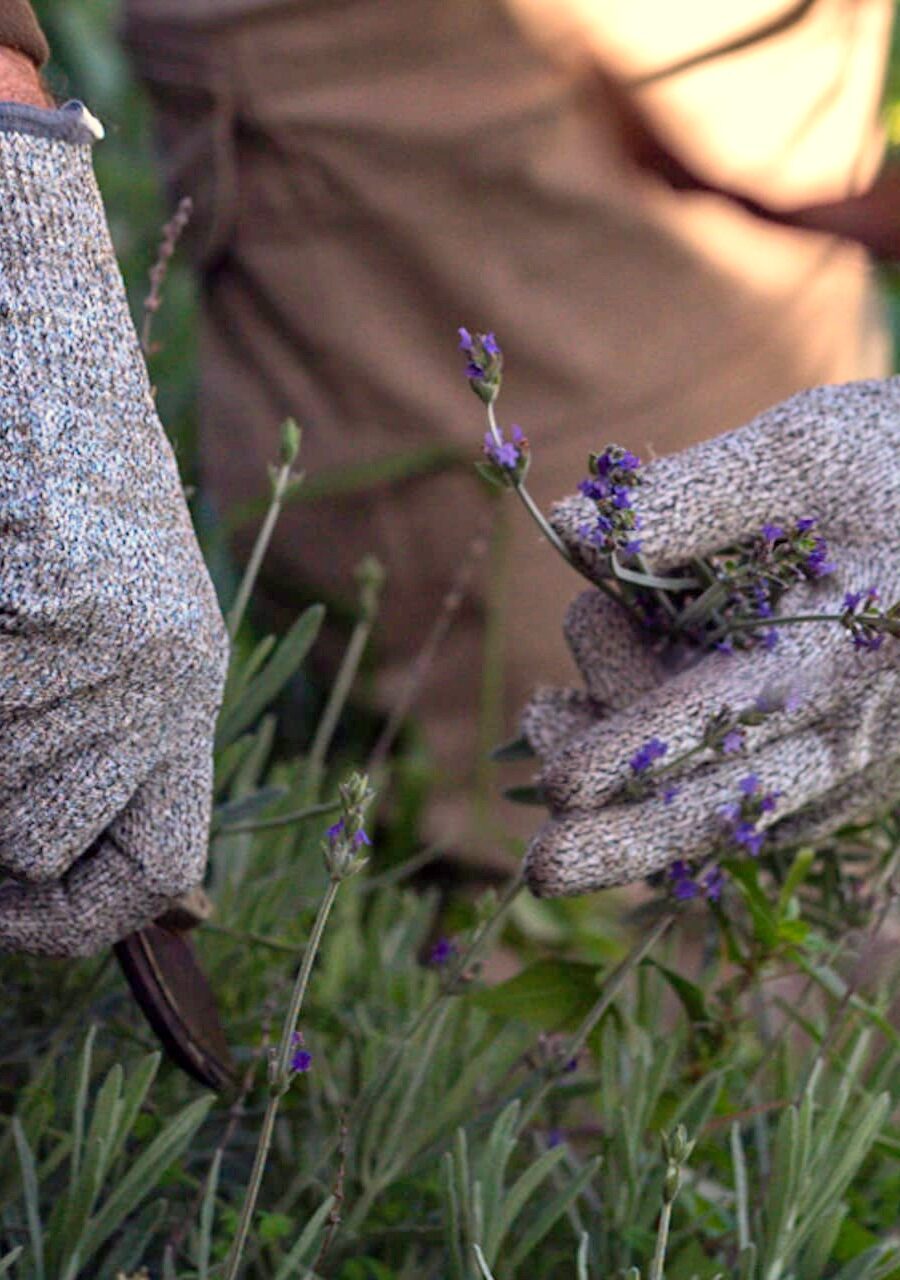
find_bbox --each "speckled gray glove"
[0,103,229,955]
[521,380,900,897]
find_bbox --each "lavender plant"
[3,323,900,1280]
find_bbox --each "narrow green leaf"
[674,580,730,629]
[479,1101,521,1260]
[222,632,277,711]
[731,1123,750,1250]
[738,1246,757,1280]
[609,555,700,592]
[215,603,325,749]
[502,784,547,806]
[108,1053,161,1169]
[212,785,288,831]
[576,1232,590,1280]
[470,960,600,1030]
[71,1026,97,1180]
[78,1094,214,1267]
[12,1118,44,1280]
[163,1244,178,1280]
[53,1064,124,1278]
[441,1153,466,1280]
[490,735,535,762]
[197,1149,222,1280]
[762,1104,800,1268]
[777,847,816,917]
[0,1248,22,1277]
[506,1157,600,1269]
[273,1194,335,1278]
[493,1144,568,1255]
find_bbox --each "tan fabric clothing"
[123,0,890,858]
[1,0,49,67]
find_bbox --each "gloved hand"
[0,103,229,955]
[521,380,899,897]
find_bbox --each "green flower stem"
[223,875,342,1280]
[519,908,676,1132]
[484,404,644,617]
[710,611,845,644]
[486,403,570,562]
[218,797,341,835]
[648,1198,673,1280]
[227,457,298,641]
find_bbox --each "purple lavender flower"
[428,936,457,968]
[326,818,370,849]
[662,784,681,805]
[733,821,764,855]
[739,774,760,796]
[290,1031,312,1074]
[482,332,501,357]
[481,424,528,483]
[795,517,816,533]
[547,1128,565,1149]
[853,631,885,651]
[843,590,865,612]
[703,866,725,902]
[805,536,836,578]
[629,736,669,774]
[761,523,784,542]
[721,728,744,755]
[459,326,503,403]
[580,444,643,554]
[762,628,779,651]
[669,861,699,900]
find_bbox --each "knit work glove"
[0,104,229,955]
[521,380,899,897]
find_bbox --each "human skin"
[0,45,50,107]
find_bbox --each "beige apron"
[123,0,890,860]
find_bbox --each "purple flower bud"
[662,784,681,805]
[721,728,744,755]
[761,523,784,542]
[458,327,474,352]
[428,936,457,967]
[853,631,885,651]
[290,1031,312,1074]
[629,736,669,774]
[739,774,760,795]
[482,332,501,356]
[703,866,725,901]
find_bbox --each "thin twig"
[312,1113,349,1271]
[167,1004,274,1260]
[141,196,193,358]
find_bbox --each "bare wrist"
[0,46,51,108]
